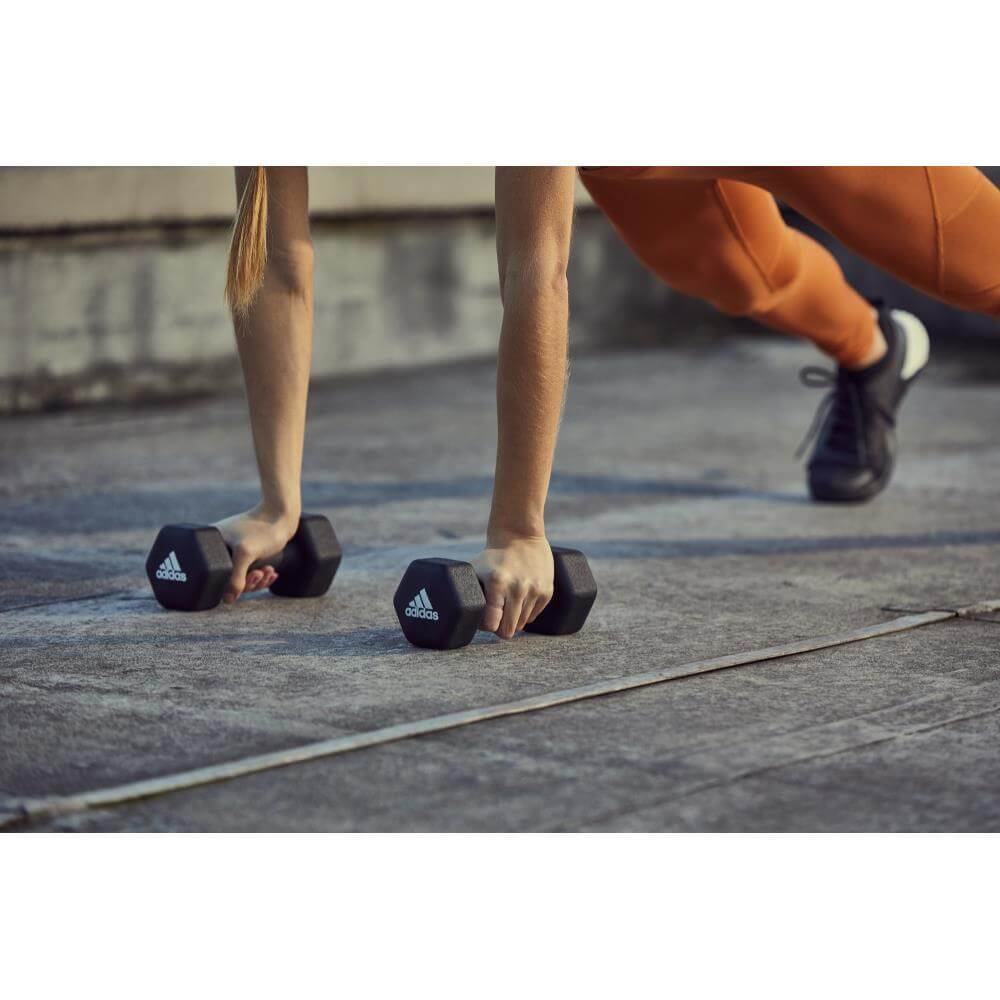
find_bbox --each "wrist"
[255,497,302,532]
[487,521,547,548]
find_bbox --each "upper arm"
[495,167,576,295]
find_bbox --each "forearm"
[487,166,575,545]
[234,252,313,524]
[488,266,568,542]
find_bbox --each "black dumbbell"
[393,546,597,649]
[146,513,342,611]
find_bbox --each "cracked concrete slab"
[2,333,999,830]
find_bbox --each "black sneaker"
[798,306,930,503]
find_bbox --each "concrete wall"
[0,209,714,413]
[0,167,594,231]
[0,167,605,412]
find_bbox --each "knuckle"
[233,541,254,561]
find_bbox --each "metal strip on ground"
[5,602,994,830]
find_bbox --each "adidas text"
[405,588,439,621]
[155,550,188,583]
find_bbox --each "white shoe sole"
[891,309,931,381]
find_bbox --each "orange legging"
[578,167,1000,367]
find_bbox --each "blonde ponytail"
[225,166,269,317]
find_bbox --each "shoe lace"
[795,366,895,464]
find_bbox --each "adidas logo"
[155,550,188,583]
[404,587,439,621]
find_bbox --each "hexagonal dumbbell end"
[145,524,232,611]
[268,513,342,598]
[524,546,597,636]
[393,558,487,650]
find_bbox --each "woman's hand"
[213,505,299,604]
[472,535,555,640]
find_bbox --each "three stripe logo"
[155,550,188,583]
[404,587,439,621]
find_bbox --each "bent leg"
[579,168,877,366]
[741,167,1000,317]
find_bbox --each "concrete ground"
[2,330,999,831]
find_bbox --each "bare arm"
[215,166,314,603]
[473,166,576,638]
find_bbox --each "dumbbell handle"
[243,535,307,575]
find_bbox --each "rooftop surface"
[2,331,999,831]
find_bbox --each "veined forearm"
[217,166,316,604]
[235,254,313,523]
[488,271,569,541]
[473,167,576,638]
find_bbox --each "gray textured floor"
[2,333,999,831]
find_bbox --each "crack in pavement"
[568,701,1000,831]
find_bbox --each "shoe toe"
[808,462,880,502]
